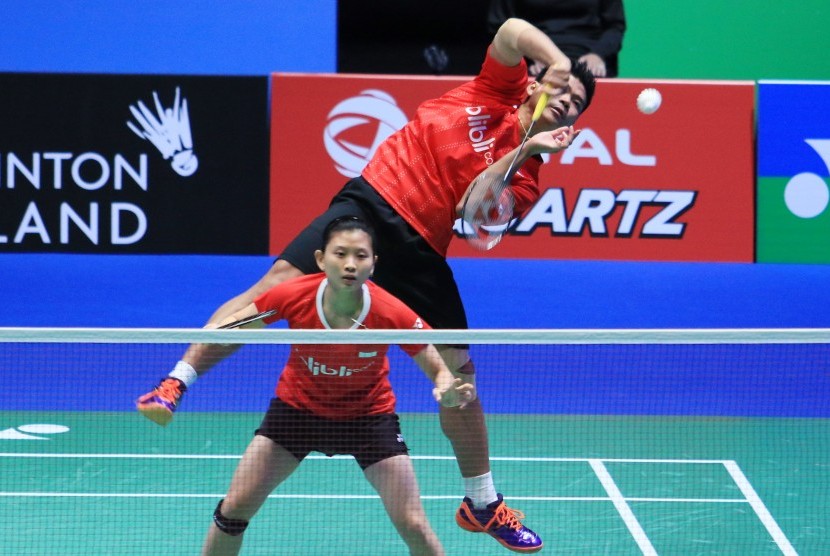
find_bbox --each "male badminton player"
[140,17,596,553]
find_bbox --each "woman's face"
[316,228,376,290]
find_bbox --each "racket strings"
[461,174,515,250]
[461,93,549,250]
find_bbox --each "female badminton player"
[200,216,474,555]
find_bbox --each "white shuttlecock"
[636,88,662,115]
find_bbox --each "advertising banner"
[270,74,755,262]
[0,74,269,254]
[269,73,466,255]
[757,81,830,264]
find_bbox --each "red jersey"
[361,47,541,256]
[253,274,430,419]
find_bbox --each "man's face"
[531,74,587,130]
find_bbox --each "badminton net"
[0,327,828,555]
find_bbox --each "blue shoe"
[456,493,543,553]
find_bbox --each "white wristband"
[170,361,198,387]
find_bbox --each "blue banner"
[757,81,830,263]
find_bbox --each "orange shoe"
[136,378,187,426]
[456,494,543,553]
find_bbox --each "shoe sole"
[137,403,174,426]
[456,512,543,553]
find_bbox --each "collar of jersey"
[315,278,371,330]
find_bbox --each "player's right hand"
[539,64,571,92]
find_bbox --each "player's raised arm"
[412,344,477,409]
[491,18,571,81]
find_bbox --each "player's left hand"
[434,378,477,409]
[528,125,580,155]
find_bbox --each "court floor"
[1,411,827,555]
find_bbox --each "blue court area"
[2,253,829,419]
[2,341,829,418]
[2,253,829,329]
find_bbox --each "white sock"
[464,472,498,509]
[169,361,198,388]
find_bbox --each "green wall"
[620,0,830,80]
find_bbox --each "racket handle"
[532,90,549,122]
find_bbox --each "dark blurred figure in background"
[338,0,491,75]
[487,0,625,77]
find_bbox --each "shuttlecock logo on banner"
[323,89,407,178]
[126,87,199,177]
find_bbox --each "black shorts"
[278,176,468,331]
[255,398,409,470]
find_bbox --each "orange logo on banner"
[270,74,754,262]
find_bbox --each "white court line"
[0,453,242,459]
[1,452,796,554]
[589,459,657,556]
[723,460,799,556]
[0,453,734,464]
[0,492,748,503]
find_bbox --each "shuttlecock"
[637,88,662,115]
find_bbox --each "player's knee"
[450,359,476,390]
[455,359,475,376]
[436,345,470,372]
[213,499,249,537]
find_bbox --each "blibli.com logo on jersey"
[323,89,408,178]
[305,357,361,378]
[466,106,495,165]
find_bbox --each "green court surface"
[1,411,827,555]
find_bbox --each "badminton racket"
[461,88,549,250]
[218,309,277,329]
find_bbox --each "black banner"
[0,73,269,254]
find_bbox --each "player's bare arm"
[214,303,266,330]
[413,345,476,408]
[178,303,265,373]
[491,18,571,83]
